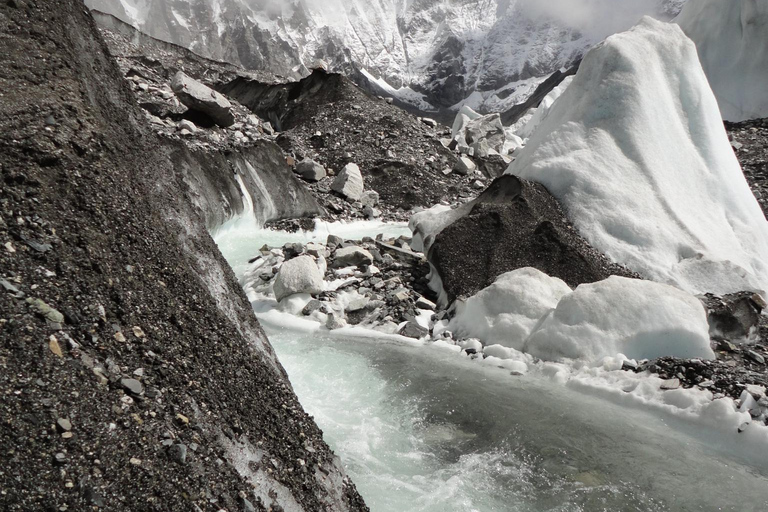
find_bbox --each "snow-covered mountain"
[86,0,687,112]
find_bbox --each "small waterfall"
[239,160,278,227]
[234,172,256,221]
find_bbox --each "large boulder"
[273,256,324,302]
[426,175,636,306]
[295,159,327,182]
[331,163,364,201]
[465,113,506,153]
[171,71,235,128]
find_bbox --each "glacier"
[506,16,768,296]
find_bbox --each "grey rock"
[331,163,364,201]
[346,296,370,313]
[326,313,347,330]
[282,242,304,259]
[120,378,144,395]
[56,418,72,432]
[295,159,327,182]
[398,321,429,339]
[168,443,188,464]
[660,378,681,390]
[273,256,324,302]
[453,156,476,175]
[171,71,234,128]
[420,117,438,128]
[746,350,765,364]
[414,296,436,310]
[301,299,326,316]
[360,190,380,208]
[333,246,373,268]
[326,234,344,247]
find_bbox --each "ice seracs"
[506,17,768,296]
[675,0,768,122]
[524,276,714,362]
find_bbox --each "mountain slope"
[85,0,687,111]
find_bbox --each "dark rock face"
[429,175,637,302]
[726,118,768,217]
[0,1,366,511]
[500,63,581,126]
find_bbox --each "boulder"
[171,71,235,128]
[333,246,373,268]
[703,292,764,340]
[453,156,476,175]
[428,175,637,305]
[360,190,379,208]
[331,163,364,201]
[399,321,429,339]
[295,159,327,182]
[273,256,324,302]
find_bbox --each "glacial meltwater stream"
[214,220,768,512]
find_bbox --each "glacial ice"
[675,0,768,122]
[448,268,571,351]
[524,276,714,362]
[506,17,768,296]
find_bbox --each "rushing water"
[215,222,768,512]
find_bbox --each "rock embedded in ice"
[675,0,768,122]
[171,71,235,128]
[524,276,714,363]
[294,159,327,182]
[273,256,324,302]
[449,268,572,350]
[332,246,373,268]
[453,156,476,175]
[326,313,347,330]
[330,163,364,201]
[507,17,768,296]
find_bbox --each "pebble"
[168,443,188,464]
[56,418,72,432]
[746,350,765,364]
[120,378,144,395]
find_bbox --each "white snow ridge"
[675,0,768,122]
[507,16,768,296]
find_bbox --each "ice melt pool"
[215,221,768,512]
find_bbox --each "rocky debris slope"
[96,20,324,229]
[727,118,768,217]
[221,71,496,222]
[0,1,366,510]
[244,234,437,339]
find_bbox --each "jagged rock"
[704,292,764,340]
[295,159,327,182]
[282,242,304,260]
[171,71,235,128]
[326,234,344,247]
[326,313,347,330]
[333,246,373,268]
[428,175,637,304]
[398,321,429,339]
[360,190,379,208]
[331,163,364,201]
[273,256,324,302]
[453,156,476,175]
[302,299,326,316]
